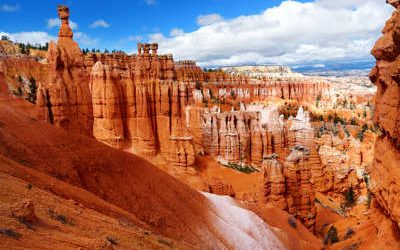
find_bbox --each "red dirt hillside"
[0,96,321,249]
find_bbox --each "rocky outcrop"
[192,80,332,105]
[90,61,124,148]
[263,155,287,210]
[283,145,315,228]
[10,199,37,225]
[37,5,93,135]
[87,44,196,166]
[199,105,289,166]
[369,1,400,227]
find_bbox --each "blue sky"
[1,0,309,50]
[0,0,394,67]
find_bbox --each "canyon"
[0,2,399,249]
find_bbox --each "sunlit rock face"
[263,155,287,210]
[37,5,93,135]
[199,104,290,167]
[369,2,400,227]
[86,45,197,166]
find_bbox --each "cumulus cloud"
[89,20,110,28]
[47,18,78,30]
[118,35,143,46]
[0,4,19,12]
[0,31,55,45]
[170,28,184,37]
[150,0,392,67]
[75,32,98,46]
[197,14,223,26]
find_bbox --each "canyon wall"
[369,1,400,227]
[193,80,332,105]
[30,5,334,170]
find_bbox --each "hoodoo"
[37,5,93,135]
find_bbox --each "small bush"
[324,225,339,245]
[48,209,74,226]
[344,228,355,240]
[362,124,368,132]
[0,228,21,239]
[288,217,297,229]
[366,193,372,209]
[363,173,369,185]
[26,183,33,190]
[26,77,37,104]
[195,82,202,90]
[344,126,350,137]
[343,186,356,208]
[106,236,118,246]
[1,35,10,41]
[357,131,364,141]
[222,162,259,174]
[158,239,173,248]
[230,90,236,100]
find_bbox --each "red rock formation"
[0,97,329,249]
[199,105,290,167]
[283,145,315,228]
[83,42,196,166]
[10,199,38,225]
[369,1,400,227]
[192,80,332,105]
[37,5,93,135]
[90,61,124,148]
[263,155,287,210]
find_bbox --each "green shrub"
[362,124,368,132]
[0,228,21,239]
[195,82,202,90]
[222,162,259,174]
[48,209,75,226]
[106,236,118,245]
[288,217,297,229]
[343,186,356,208]
[324,225,339,245]
[357,131,364,141]
[26,77,37,104]
[344,228,355,240]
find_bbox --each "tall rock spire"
[57,5,73,39]
[37,5,93,135]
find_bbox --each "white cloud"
[89,20,110,28]
[0,4,19,12]
[119,35,143,45]
[170,28,184,37]
[150,0,392,67]
[0,29,98,48]
[74,32,98,46]
[0,31,55,45]
[47,18,78,30]
[197,14,223,26]
[127,35,143,42]
[144,0,156,6]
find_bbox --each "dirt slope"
[0,98,320,249]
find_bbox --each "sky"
[0,0,394,67]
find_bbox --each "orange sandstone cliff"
[369,0,400,228]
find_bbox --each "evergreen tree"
[27,77,37,104]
